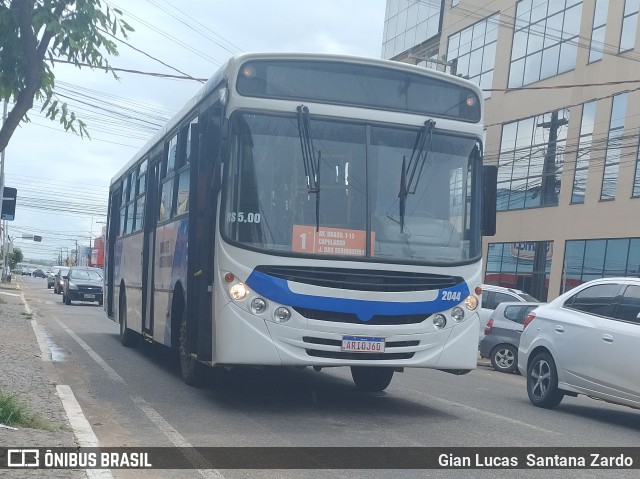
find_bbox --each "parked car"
[518,277,640,411]
[32,269,46,278]
[21,268,32,276]
[62,267,104,306]
[478,284,539,343]
[53,267,70,294]
[480,301,544,373]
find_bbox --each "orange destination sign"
[292,225,374,257]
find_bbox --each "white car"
[478,284,539,343]
[518,277,640,410]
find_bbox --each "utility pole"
[531,110,568,301]
[75,239,78,266]
[1,101,8,281]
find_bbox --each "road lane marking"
[53,316,225,478]
[399,385,561,435]
[132,395,225,479]
[56,385,114,479]
[53,317,125,384]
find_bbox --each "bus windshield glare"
[222,112,482,265]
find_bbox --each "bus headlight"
[433,314,446,329]
[229,283,249,300]
[451,307,465,322]
[464,295,479,311]
[273,307,291,323]
[250,298,268,314]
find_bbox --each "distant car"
[53,267,70,294]
[32,269,46,278]
[518,277,640,411]
[62,267,104,306]
[479,301,544,373]
[478,284,539,343]
[21,268,32,276]
[47,266,64,289]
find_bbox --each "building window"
[497,109,569,211]
[562,237,640,293]
[601,93,628,201]
[620,0,639,52]
[509,0,583,88]
[382,0,442,59]
[589,0,609,62]
[571,101,597,204]
[485,241,554,301]
[633,139,640,197]
[447,14,499,98]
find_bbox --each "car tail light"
[484,318,494,335]
[523,312,536,329]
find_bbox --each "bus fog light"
[464,295,478,311]
[273,307,291,323]
[451,307,465,322]
[229,283,248,300]
[433,314,446,329]
[250,298,267,314]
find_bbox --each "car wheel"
[527,351,564,409]
[490,344,518,373]
[350,367,394,392]
[64,293,71,305]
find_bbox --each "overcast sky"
[3,0,387,263]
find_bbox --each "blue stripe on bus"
[245,270,470,322]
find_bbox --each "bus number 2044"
[441,291,462,301]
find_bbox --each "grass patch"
[0,389,56,430]
[21,312,33,320]
[0,298,6,305]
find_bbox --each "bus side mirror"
[482,165,497,237]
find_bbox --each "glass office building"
[383,0,640,301]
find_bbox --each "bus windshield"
[222,112,482,265]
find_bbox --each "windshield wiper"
[398,119,436,233]
[296,105,321,231]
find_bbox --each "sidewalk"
[0,280,85,478]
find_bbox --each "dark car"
[32,269,46,278]
[62,267,103,305]
[53,267,70,294]
[21,268,32,276]
[479,301,543,373]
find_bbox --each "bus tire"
[350,366,394,392]
[179,309,203,386]
[119,291,139,348]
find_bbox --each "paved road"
[18,276,640,479]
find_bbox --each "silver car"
[479,301,543,373]
[518,277,640,410]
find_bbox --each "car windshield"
[71,270,102,281]
[58,268,69,276]
[222,112,482,265]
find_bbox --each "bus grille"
[254,265,464,292]
[294,307,429,325]
[302,337,419,348]
[305,350,415,360]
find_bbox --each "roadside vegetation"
[0,388,56,430]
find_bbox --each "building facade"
[382,0,640,301]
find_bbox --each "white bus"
[105,53,497,391]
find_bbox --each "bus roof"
[110,52,483,186]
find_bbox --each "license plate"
[342,336,385,353]
[84,294,95,299]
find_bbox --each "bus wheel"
[119,292,139,348]
[179,310,203,386]
[350,367,394,392]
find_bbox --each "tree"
[8,246,23,269]
[0,0,132,153]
